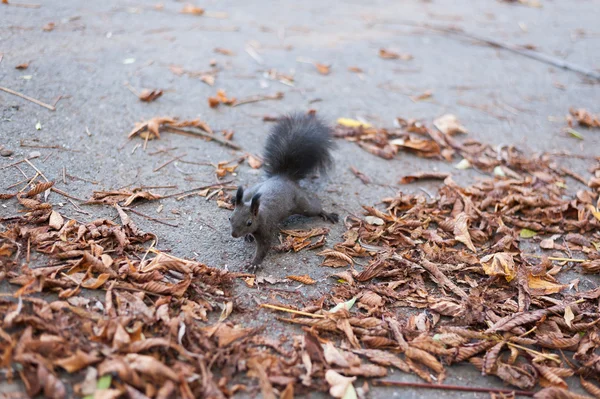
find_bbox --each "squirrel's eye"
[246,220,252,226]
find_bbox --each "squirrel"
[229,112,339,271]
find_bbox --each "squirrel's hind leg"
[295,194,339,224]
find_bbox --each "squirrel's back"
[263,113,334,181]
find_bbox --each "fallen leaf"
[520,228,537,238]
[325,370,357,399]
[42,22,56,31]
[54,350,101,373]
[214,47,234,56]
[410,90,433,102]
[337,118,371,128]
[563,306,574,328]
[379,49,412,60]
[180,4,204,15]
[138,89,163,102]
[314,63,330,75]
[454,212,476,252]
[348,67,363,73]
[49,211,64,230]
[286,274,316,285]
[569,108,600,128]
[329,296,358,313]
[399,172,450,184]
[567,128,584,140]
[15,62,29,70]
[480,252,516,282]
[434,114,468,135]
[247,155,263,169]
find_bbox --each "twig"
[0,154,40,170]
[233,92,284,107]
[124,82,140,97]
[4,2,41,8]
[68,198,92,216]
[522,254,586,263]
[140,185,178,190]
[372,380,535,397]
[24,159,49,182]
[50,187,86,201]
[164,127,241,151]
[121,207,179,228]
[406,22,600,81]
[0,86,56,110]
[162,181,233,199]
[260,303,325,319]
[153,153,187,172]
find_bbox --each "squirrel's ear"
[235,186,244,206]
[250,193,261,216]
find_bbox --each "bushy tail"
[263,113,334,180]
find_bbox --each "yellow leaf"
[527,275,567,295]
[480,252,516,282]
[586,204,600,222]
[337,118,371,128]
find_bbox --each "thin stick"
[522,254,586,263]
[233,92,284,107]
[153,154,187,172]
[162,181,233,199]
[5,2,41,8]
[0,86,56,110]
[122,207,179,227]
[0,154,40,170]
[124,82,140,97]
[164,126,241,151]
[51,187,86,202]
[372,380,535,397]
[140,185,178,190]
[6,176,31,190]
[68,199,92,216]
[24,159,49,182]
[407,22,600,81]
[260,303,325,319]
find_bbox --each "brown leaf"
[15,62,29,69]
[49,210,64,230]
[454,212,477,253]
[569,108,600,128]
[434,114,468,135]
[353,349,410,373]
[42,22,56,32]
[247,154,263,169]
[54,350,101,373]
[534,387,594,399]
[248,358,276,399]
[180,4,204,15]
[379,48,412,60]
[214,47,234,56]
[138,89,163,102]
[391,137,441,158]
[400,172,450,184]
[314,63,330,75]
[348,67,363,73]
[480,252,516,282]
[286,274,316,285]
[580,377,600,399]
[350,166,371,184]
[125,354,178,382]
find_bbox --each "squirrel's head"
[229,186,260,238]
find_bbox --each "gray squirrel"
[229,113,339,271]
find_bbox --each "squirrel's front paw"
[244,262,261,274]
[321,212,339,224]
[244,234,255,243]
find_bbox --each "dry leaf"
[434,114,468,135]
[480,253,516,282]
[325,370,357,399]
[214,47,234,56]
[286,274,316,285]
[180,4,204,15]
[399,172,450,184]
[314,63,330,75]
[454,212,477,253]
[15,62,29,70]
[379,49,412,60]
[49,211,64,230]
[139,89,163,102]
[247,155,263,169]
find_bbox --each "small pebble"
[0,149,14,157]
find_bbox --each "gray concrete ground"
[1,0,600,397]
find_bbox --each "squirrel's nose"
[231,232,238,238]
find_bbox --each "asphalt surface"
[1,0,600,397]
